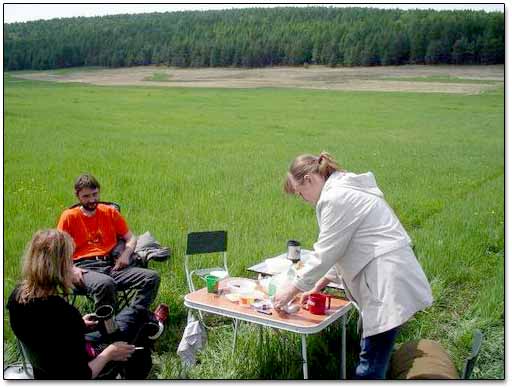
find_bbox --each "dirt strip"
[12,65,504,94]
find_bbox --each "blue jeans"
[355,327,400,379]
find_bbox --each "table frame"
[184,287,352,379]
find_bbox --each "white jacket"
[293,171,433,337]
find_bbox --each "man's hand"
[113,232,136,272]
[71,266,86,286]
[112,254,130,271]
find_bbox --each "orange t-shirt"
[57,204,129,260]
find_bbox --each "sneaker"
[154,303,169,325]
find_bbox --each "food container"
[225,293,240,303]
[227,278,257,294]
[224,289,265,304]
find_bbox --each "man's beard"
[82,202,97,211]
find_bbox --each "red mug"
[303,293,332,315]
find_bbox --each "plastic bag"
[266,266,296,297]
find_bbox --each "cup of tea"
[303,293,332,315]
[205,275,220,294]
[93,304,119,336]
[287,240,301,263]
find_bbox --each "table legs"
[301,334,308,379]
[340,315,347,379]
[232,319,239,355]
[301,315,346,380]
[232,321,310,379]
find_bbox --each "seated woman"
[7,229,136,379]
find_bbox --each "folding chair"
[68,201,137,313]
[461,330,483,379]
[5,337,127,379]
[3,339,34,379]
[184,231,240,351]
[184,231,229,293]
[70,286,136,314]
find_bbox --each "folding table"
[184,281,353,379]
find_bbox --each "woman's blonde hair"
[284,151,343,194]
[16,229,75,304]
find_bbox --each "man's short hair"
[74,174,100,193]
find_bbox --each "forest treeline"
[4,7,504,70]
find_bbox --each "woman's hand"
[82,313,98,329]
[299,276,332,304]
[299,289,319,305]
[273,284,301,312]
[103,342,135,362]
[89,341,136,378]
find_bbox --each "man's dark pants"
[75,259,160,312]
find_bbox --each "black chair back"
[186,231,227,255]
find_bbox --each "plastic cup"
[205,275,219,294]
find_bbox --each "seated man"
[57,173,161,315]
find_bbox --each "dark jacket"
[7,289,92,379]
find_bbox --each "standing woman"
[7,229,135,379]
[273,152,433,379]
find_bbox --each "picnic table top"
[184,278,352,335]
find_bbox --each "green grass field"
[3,72,504,379]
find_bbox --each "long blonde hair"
[284,151,343,194]
[16,229,75,304]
